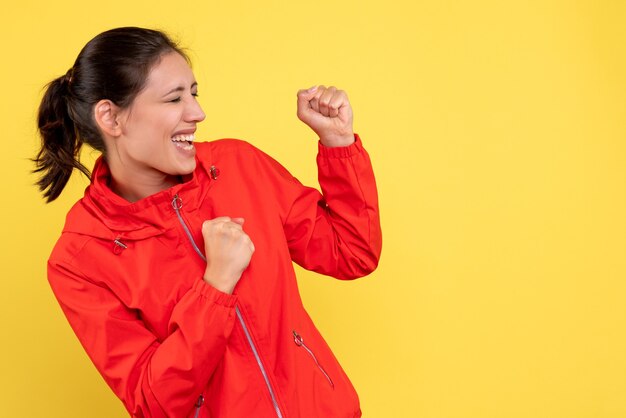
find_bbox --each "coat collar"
[63,144,213,240]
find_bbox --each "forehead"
[144,52,195,89]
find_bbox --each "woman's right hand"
[201,217,255,294]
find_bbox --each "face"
[114,51,206,183]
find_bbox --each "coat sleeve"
[48,255,237,418]
[254,134,382,279]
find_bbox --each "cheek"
[122,106,182,151]
[154,112,181,137]
[130,120,170,145]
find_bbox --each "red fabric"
[48,135,381,417]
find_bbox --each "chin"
[176,160,197,175]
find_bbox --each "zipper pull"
[193,394,204,418]
[172,194,183,210]
[210,165,220,180]
[293,330,304,346]
[113,237,127,255]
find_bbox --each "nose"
[185,95,206,123]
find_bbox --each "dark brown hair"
[34,27,189,202]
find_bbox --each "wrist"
[319,133,355,148]
[203,270,236,294]
[203,277,235,294]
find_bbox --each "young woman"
[35,27,381,418]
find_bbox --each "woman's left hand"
[297,85,354,147]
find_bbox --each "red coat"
[48,135,382,417]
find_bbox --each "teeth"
[173,141,195,151]
[171,134,195,142]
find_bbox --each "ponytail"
[34,70,90,203]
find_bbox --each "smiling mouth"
[171,133,195,151]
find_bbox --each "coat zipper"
[236,307,284,418]
[171,195,284,418]
[172,195,205,258]
[193,394,204,418]
[292,331,334,389]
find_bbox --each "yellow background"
[1,1,625,417]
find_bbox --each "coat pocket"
[292,330,335,389]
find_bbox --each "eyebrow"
[163,82,198,97]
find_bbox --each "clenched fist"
[201,217,255,294]
[296,85,355,147]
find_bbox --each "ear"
[94,99,123,137]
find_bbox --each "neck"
[107,163,180,203]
